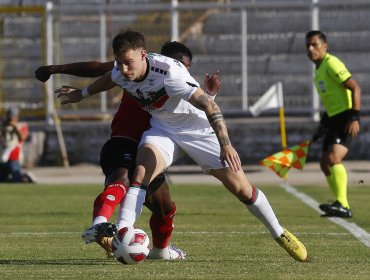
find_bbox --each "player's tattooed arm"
[189,88,241,172]
[189,89,230,146]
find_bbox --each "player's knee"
[239,185,258,205]
[106,168,130,186]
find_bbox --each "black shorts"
[99,137,165,195]
[322,110,353,152]
[100,137,137,178]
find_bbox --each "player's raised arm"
[188,88,241,172]
[55,71,116,105]
[35,61,114,82]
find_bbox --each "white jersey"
[111,53,213,135]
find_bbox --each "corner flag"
[259,141,310,178]
[250,83,280,117]
[250,82,287,148]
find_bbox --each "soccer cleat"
[147,244,186,260]
[96,236,114,258]
[319,201,352,218]
[82,222,117,244]
[275,228,308,262]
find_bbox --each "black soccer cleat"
[82,222,118,244]
[319,201,352,218]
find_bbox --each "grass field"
[0,183,369,280]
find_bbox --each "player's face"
[171,52,191,69]
[306,35,327,64]
[115,48,147,81]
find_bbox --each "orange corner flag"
[259,141,310,178]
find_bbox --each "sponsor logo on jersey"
[148,78,156,86]
[128,87,169,109]
[150,66,167,75]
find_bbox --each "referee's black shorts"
[322,110,353,152]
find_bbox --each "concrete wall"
[22,117,369,167]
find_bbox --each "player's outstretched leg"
[274,228,307,261]
[211,168,308,262]
[244,186,308,262]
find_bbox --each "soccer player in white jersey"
[56,30,308,262]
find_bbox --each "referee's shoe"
[319,201,352,218]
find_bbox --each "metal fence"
[1,0,370,123]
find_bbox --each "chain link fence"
[1,0,369,122]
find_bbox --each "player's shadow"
[0,259,116,266]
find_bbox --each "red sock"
[93,182,127,220]
[150,203,176,249]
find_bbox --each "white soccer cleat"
[82,222,117,244]
[147,244,186,260]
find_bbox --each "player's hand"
[346,120,360,138]
[204,70,221,96]
[220,144,241,173]
[35,66,52,82]
[55,86,83,104]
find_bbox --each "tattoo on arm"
[207,112,230,146]
[194,91,231,146]
[195,94,210,110]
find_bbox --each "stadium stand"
[183,5,370,112]
[1,0,369,114]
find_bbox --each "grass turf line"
[0,183,369,280]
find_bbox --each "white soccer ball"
[112,226,150,265]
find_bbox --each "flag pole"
[277,82,287,149]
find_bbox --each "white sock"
[116,185,146,230]
[93,216,108,226]
[246,188,284,238]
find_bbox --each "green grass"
[0,183,369,280]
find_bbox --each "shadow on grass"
[0,258,116,266]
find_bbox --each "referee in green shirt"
[306,30,361,218]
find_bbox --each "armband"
[350,109,360,121]
[81,87,90,98]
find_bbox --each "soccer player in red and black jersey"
[35,41,220,259]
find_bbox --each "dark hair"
[112,30,146,56]
[160,41,193,62]
[305,30,327,43]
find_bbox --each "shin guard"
[93,182,127,220]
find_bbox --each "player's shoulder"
[148,53,188,74]
[325,53,346,68]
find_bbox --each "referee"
[306,30,361,218]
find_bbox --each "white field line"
[280,181,370,247]
[0,231,352,238]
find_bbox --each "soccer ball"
[112,226,150,265]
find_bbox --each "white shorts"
[139,127,228,172]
